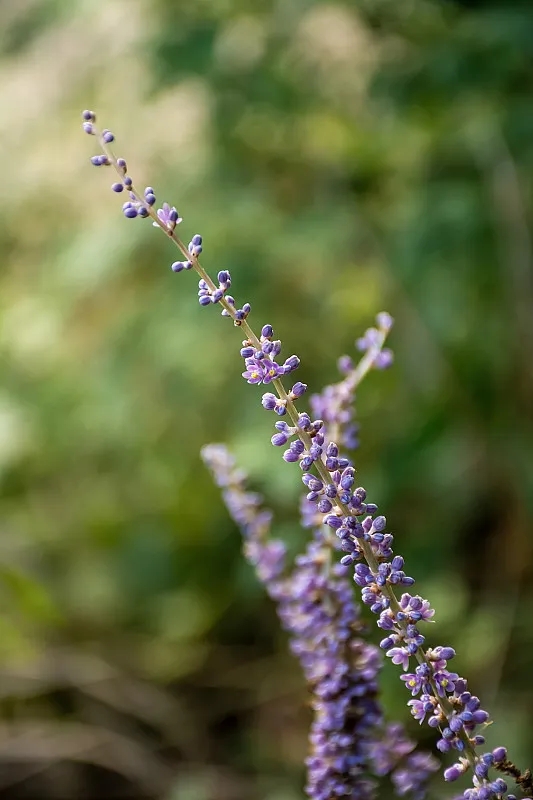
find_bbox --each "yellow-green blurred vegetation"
[1,0,532,797]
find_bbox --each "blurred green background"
[1,0,532,797]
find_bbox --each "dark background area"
[0,0,532,797]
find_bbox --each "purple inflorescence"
[310,312,394,453]
[84,111,523,800]
[201,445,437,800]
[240,324,300,386]
[250,321,504,798]
[294,456,506,798]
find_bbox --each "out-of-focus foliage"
[0,0,532,797]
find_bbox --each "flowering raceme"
[202,444,438,800]
[82,111,532,800]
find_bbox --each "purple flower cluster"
[310,313,394,453]
[83,111,527,800]
[241,325,301,387]
[201,445,437,800]
[254,332,508,800]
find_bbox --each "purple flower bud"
[171,261,186,273]
[111,182,124,192]
[444,765,463,782]
[436,738,451,752]
[436,646,456,660]
[391,555,404,570]
[271,432,288,446]
[374,349,394,369]
[376,311,394,331]
[291,382,307,397]
[283,450,300,463]
[492,746,507,762]
[82,109,96,122]
[123,206,138,218]
[337,354,353,373]
[283,355,300,373]
[261,393,277,410]
[261,324,273,339]
[449,715,463,733]
[361,516,373,533]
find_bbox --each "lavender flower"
[83,111,528,800]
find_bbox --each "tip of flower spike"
[82,110,96,122]
[376,311,394,332]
